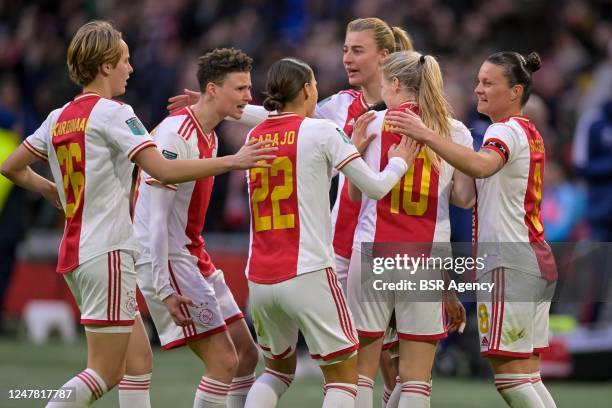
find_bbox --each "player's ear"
[205,82,216,96]
[302,82,312,101]
[510,84,523,102]
[100,63,111,77]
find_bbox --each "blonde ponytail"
[381,52,452,170]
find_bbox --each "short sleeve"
[449,119,474,149]
[23,111,56,161]
[318,120,361,170]
[144,123,190,191]
[315,94,337,120]
[480,123,519,164]
[103,102,155,161]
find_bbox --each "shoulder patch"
[336,127,353,144]
[125,117,146,136]
[162,149,178,160]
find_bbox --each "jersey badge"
[125,117,146,136]
[336,127,353,144]
[162,149,178,160]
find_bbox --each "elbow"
[364,188,386,201]
[0,162,16,181]
[453,195,476,209]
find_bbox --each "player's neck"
[190,99,223,134]
[490,106,522,123]
[361,81,382,105]
[281,100,309,117]
[82,79,112,99]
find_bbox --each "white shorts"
[64,250,137,333]
[249,268,359,365]
[205,270,244,324]
[136,257,226,350]
[334,253,350,295]
[347,249,447,342]
[477,267,554,358]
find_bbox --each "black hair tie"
[419,55,426,65]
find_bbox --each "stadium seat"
[23,300,76,344]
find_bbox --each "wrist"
[225,154,238,171]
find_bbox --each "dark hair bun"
[263,93,284,111]
[524,52,542,73]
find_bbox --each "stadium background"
[1,0,612,406]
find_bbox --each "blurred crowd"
[0,0,611,240]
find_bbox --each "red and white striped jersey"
[317,89,369,259]
[23,92,155,273]
[353,102,473,248]
[246,113,362,284]
[133,107,218,277]
[476,116,556,280]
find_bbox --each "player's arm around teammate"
[387,52,557,408]
[1,22,272,408]
[244,58,417,408]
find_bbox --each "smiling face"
[343,30,388,87]
[211,71,252,120]
[474,61,522,122]
[108,40,133,97]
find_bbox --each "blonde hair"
[67,20,123,87]
[347,18,413,53]
[382,51,452,169]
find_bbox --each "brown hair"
[486,51,542,106]
[347,18,413,53]
[382,51,452,169]
[262,58,313,111]
[67,20,123,87]
[197,48,253,92]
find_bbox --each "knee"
[238,340,259,371]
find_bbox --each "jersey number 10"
[250,157,295,232]
[390,156,431,216]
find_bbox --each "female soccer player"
[243,57,419,408]
[386,51,557,408]
[133,48,260,408]
[0,21,274,408]
[346,51,473,408]
[168,19,414,403]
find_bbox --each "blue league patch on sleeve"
[336,127,353,144]
[125,117,146,136]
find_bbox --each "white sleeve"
[320,121,362,169]
[480,123,519,165]
[341,157,408,200]
[449,119,474,149]
[226,104,269,127]
[103,102,156,161]
[149,184,176,300]
[144,125,190,190]
[23,111,56,160]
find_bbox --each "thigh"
[334,253,350,295]
[346,249,393,338]
[282,269,359,366]
[206,269,244,324]
[477,268,540,358]
[66,250,137,332]
[248,280,299,360]
[533,280,555,352]
[136,262,185,348]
